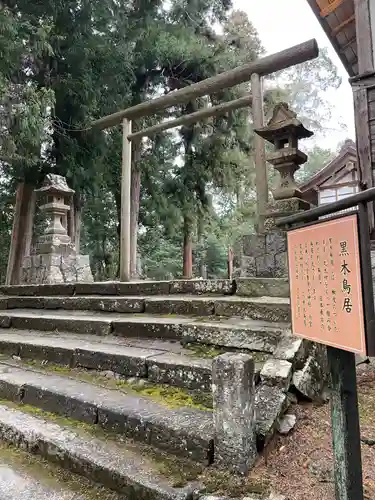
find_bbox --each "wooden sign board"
[316,0,343,17]
[287,214,368,355]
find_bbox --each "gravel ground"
[249,363,375,500]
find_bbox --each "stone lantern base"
[237,197,312,279]
[21,241,93,285]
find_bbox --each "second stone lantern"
[236,102,315,279]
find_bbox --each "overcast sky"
[233,0,355,151]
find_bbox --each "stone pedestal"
[22,248,93,284]
[212,353,257,475]
[20,174,93,285]
[239,199,312,278]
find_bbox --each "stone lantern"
[255,102,313,201]
[235,102,314,279]
[21,174,93,285]
[35,174,74,251]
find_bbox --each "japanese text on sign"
[287,214,366,355]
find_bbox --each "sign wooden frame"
[287,208,375,356]
[278,188,375,500]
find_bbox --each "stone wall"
[237,231,288,278]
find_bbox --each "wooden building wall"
[367,86,375,177]
[351,75,375,234]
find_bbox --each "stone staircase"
[0,278,326,499]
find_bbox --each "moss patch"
[185,343,226,359]
[5,358,213,410]
[199,467,270,498]
[184,343,270,365]
[118,381,212,410]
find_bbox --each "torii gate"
[91,39,319,282]
[5,39,319,285]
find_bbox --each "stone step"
[235,278,290,297]
[0,363,213,463]
[0,460,96,500]
[0,330,212,391]
[0,403,197,499]
[0,294,291,321]
[0,277,291,299]
[0,278,235,297]
[0,310,289,353]
[0,358,290,457]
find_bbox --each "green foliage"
[0,1,345,283]
[138,227,183,280]
[268,48,342,133]
[195,235,228,279]
[297,145,336,183]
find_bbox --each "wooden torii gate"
[92,39,319,282]
[5,39,319,284]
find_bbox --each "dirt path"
[249,364,375,500]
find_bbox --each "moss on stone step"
[0,399,204,488]
[184,343,226,359]
[0,398,269,497]
[7,358,214,410]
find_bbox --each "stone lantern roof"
[255,102,313,144]
[255,102,313,202]
[35,174,75,196]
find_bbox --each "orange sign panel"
[316,0,343,17]
[287,214,366,355]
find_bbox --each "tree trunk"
[130,143,141,279]
[6,183,36,285]
[74,194,82,255]
[68,198,75,245]
[183,217,193,279]
[24,190,36,258]
[198,216,207,278]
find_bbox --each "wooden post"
[327,346,364,500]
[351,0,375,235]
[352,83,375,235]
[354,0,374,75]
[251,73,268,233]
[120,118,132,282]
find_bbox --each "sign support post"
[327,346,364,500]
[276,187,375,500]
